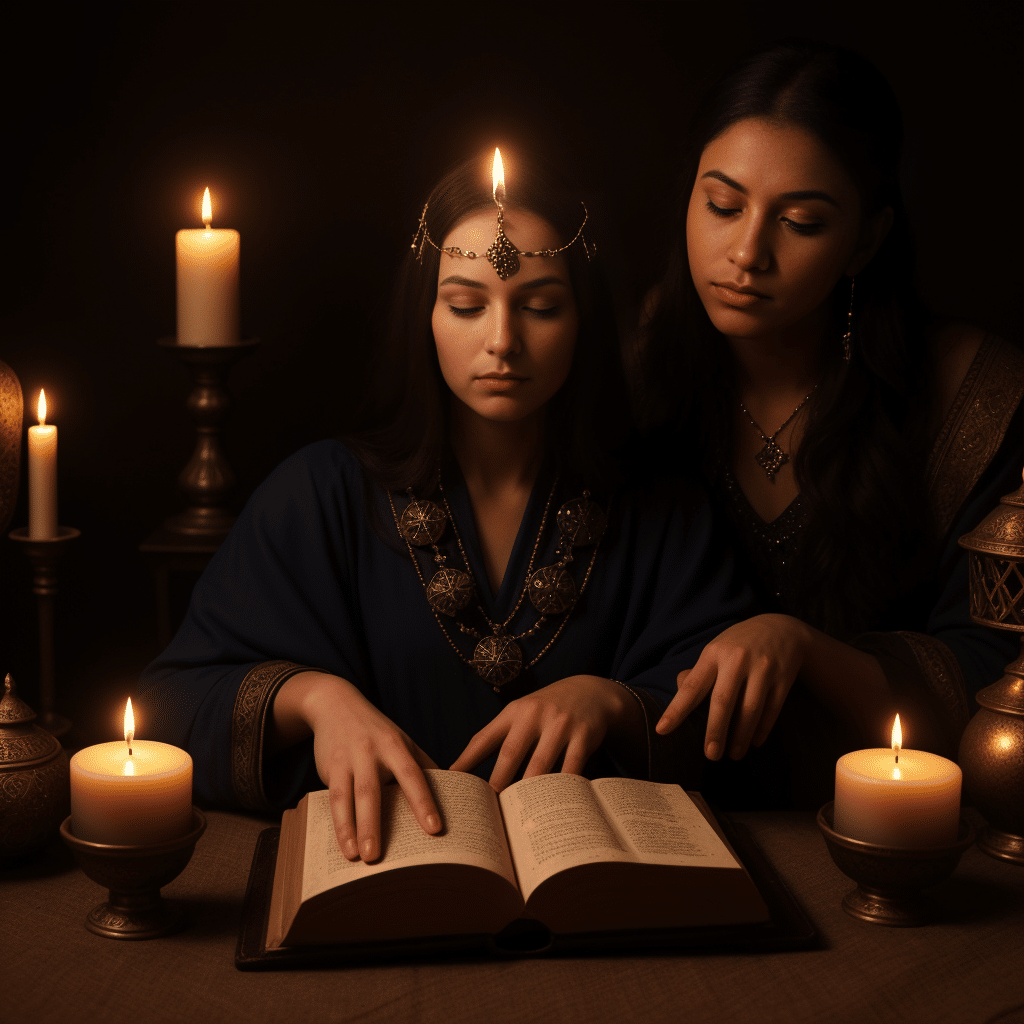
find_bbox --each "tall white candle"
[69,698,193,845]
[834,715,961,847]
[175,187,240,347]
[28,389,57,539]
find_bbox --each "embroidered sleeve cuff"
[231,660,311,812]
[852,632,970,757]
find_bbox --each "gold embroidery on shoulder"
[928,336,1024,538]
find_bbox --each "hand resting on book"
[271,671,646,863]
[269,670,442,864]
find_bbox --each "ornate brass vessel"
[0,673,70,857]
[958,473,1024,864]
[0,357,21,537]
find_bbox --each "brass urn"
[0,673,70,857]
[0,357,22,536]
[958,474,1024,864]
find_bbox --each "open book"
[267,770,769,947]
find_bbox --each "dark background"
[1,1,1020,745]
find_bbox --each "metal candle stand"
[158,338,258,537]
[8,525,80,739]
[139,340,258,649]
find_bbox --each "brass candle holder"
[8,526,80,738]
[958,471,1024,864]
[60,808,206,939]
[817,802,975,926]
[158,338,258,538]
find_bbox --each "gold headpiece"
[411,148,591,281]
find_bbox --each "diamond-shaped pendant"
[486,229,520,280]
[755,439,788,481]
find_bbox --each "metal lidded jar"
[0,672,70,858]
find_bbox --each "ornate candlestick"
[958,471,1024,864]
[8,526,80,739]
[158,338,258,537]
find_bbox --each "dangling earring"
[842,277,855,363]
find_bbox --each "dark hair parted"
[350,151,629,496]
[637,39,932,636]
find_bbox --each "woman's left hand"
[450,675,641,791]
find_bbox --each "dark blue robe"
[139,442,750,811]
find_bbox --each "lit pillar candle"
[834,714,961,847]
[28,389,57,539]
[70,698,193,845]
[175,187,240,347]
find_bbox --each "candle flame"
[202,187,212,227]
[37,389,47,426]
[124,697,135,756]
[892,713,902,763]
[492,148,504,200]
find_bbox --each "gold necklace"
[389,478,606,692]
[738,384,818,482]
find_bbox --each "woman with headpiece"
[641,39,1024,808]
[139,149,750,859]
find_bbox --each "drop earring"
[842,277,855,363]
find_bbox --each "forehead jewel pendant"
[411,147,591,277]
[485,149,520,281]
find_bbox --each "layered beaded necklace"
[389,477,606,692]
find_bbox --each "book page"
[300,769,517,904]
[499,773,634,902]
[592,778,741,869]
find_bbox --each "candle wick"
[204,222,211,231]
[129,746,132,756]
[895,752,899,764]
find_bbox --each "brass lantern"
[958,472,1024,864]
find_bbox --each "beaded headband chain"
[410,148,591,281]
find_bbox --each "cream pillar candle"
[28,389,57,539]
[70,699,193,845]
[834,715,961,847]
[175,187,240,347]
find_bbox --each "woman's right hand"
[654,614,810,760]
[654,612,896,759]
[270,671,442,862]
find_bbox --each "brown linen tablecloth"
[3,807,1023,1024]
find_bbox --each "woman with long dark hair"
[643,40,1024,808]
[139,150,749,858]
